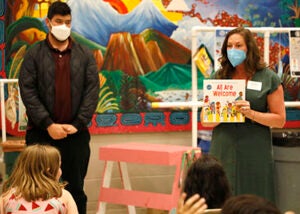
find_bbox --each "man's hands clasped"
[47,123,78,140]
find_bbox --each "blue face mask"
[227,49,246,67]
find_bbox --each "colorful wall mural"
[1,0,300,136]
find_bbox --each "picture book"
[202,79,246,123]
[193,44,214,78]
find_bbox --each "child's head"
[2,144,63,201]
[221,194,282,214]
[16,144,61,180]
[183,154,231,209]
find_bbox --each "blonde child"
[0,144,78,214]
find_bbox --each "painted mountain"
[101,29,191,76]
[68,0,178,46]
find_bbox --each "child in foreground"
[176,154,231,214]
[0,144,78,214]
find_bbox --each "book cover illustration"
[193,44,214,78]
[202,79,246,123]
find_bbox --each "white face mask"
[50,22,71,41]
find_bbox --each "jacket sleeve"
[18,46,54,130]
[71,47,99,130]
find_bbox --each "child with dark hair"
[183,154,232,209]
[221,194,281,214]
[176,154,232,214]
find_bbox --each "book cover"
[193,44,214,78]
[202,79,246,123]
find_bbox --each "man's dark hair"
[47,1,71,19]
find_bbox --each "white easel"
[0,78,21,161]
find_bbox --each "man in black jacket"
[19,2,99,214]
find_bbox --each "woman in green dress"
[201,27,286,203]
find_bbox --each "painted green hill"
[102,63,205,93]
[140,63,205,91]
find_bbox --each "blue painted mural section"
[0,0,4,16]
[68,0,177,46]
[0,20,3,43]
[0,49,2,71]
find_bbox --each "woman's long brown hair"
[216,27,267,79]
